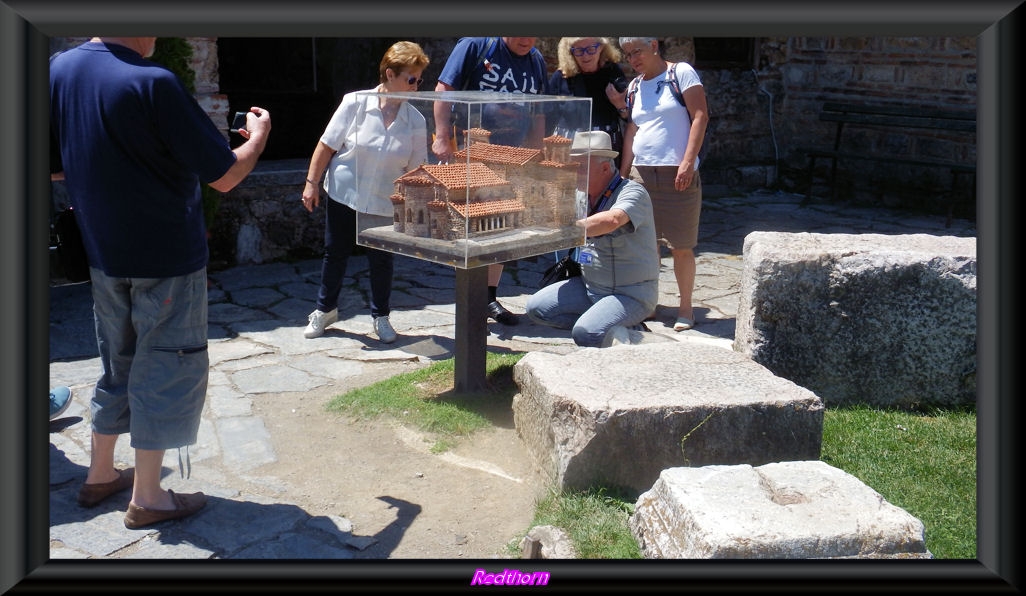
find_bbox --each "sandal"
[673,317,695,331]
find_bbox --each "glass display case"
[354,91,592,268]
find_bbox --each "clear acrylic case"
[354,91,592,268]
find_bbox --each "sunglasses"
[404,75,423,87]
[570,43,601,57]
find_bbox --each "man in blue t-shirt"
[431,37,549,326]
[50,37,271,529]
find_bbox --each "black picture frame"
[4,1,1019,592]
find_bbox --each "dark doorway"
[217,38,402,160]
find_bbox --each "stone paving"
[47,189,975,559]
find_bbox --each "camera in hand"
[229,111,248,134]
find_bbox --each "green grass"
[325,354,977,559]
[820,404,977,559]
[510,487,642,559]
[326,351,524,450]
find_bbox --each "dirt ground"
[248,361,552,560]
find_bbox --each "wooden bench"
[804,102,976,226]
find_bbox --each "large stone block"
[512,342,824,494]
[629,461,930,559]
[734,232,976,409]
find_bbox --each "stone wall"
[186,37,231,138]
[209,160,323,268]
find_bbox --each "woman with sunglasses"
[548,37,629,169]
[301,41,429,342]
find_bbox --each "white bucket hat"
[569,130,619,159]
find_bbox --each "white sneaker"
[601,325,632,348]
[304,308,337,339]
[373,315,397,344]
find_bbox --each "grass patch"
[820,404,977,559]
[509,487,642,559]
[326,351,525,449]
[326,356,976,559]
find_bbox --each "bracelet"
[306,177,319,186]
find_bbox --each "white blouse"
[321,88,428,216]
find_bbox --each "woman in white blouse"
[301,41,429,342]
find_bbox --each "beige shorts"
[630,166,702,250]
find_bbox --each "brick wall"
[774,37,977,209]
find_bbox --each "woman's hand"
[301,180,320,212]
[605,82,627,106]
[675,160,695,192]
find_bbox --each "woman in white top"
[301,41,429,342]
[618,36,709,332]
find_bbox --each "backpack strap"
[460,37,499,90]
[666,62,686,108]
[625,74,643,120]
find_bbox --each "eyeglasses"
[570,43,601,57]
[624,47,649,61]
[405,75,423,87]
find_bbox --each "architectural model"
[390,130,579,241]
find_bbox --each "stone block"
[512,342,824,494]
[734,232,976,409]
[520,525,578,559]
[629,461,930,559]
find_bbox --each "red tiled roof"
[454,142,541,167]
[396,169,436,186]
[545,134,572,145]
[408,162,509,190]
[451,198,525,218]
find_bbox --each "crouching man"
[525,131,659,347]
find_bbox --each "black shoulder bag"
[539,249,582,289]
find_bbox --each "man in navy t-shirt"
[50,37,271,528]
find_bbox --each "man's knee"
[571,324,603,348]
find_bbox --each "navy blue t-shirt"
[438,37,548,146]
[50,41,237,278]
